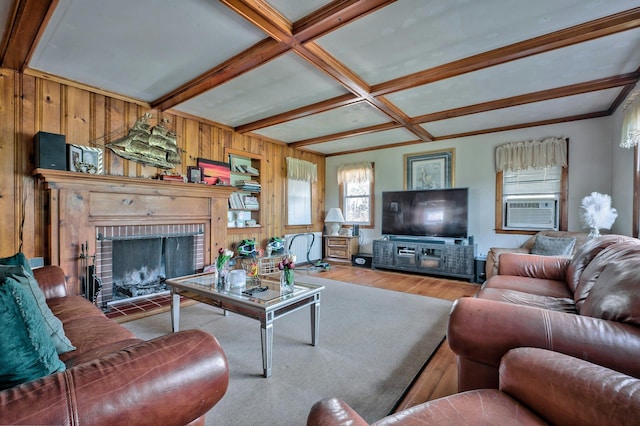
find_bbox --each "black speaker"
[34,131,66,170]
[353,224,360,236]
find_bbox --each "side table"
[324,235,359,263]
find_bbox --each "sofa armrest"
[307,397,369,426]
[485,247,529,280]
[448,297,640,391]
[497,253,570,280]
[33,265,68,299]
[0,329,229,426]
[501,348,640,425]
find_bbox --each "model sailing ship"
[106,113,181,169]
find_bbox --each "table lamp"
[325,208,345,236]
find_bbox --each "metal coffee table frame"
[165,272,324,377]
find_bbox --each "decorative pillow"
[0,252,31,271]
[531,235,576,256]
[0,265,75,354]
[0,277,66,390]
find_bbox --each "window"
[338,162,374,227]
[287,178,311,225]
[495,138,568,233]
[285,157,317,226]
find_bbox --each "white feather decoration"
[580,192,618,237]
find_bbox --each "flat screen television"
[382,188,468,238]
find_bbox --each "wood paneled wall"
[0,68,326,261]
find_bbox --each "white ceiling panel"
[309,128,418,155]
[174,52,349,127]
[316,0,640,85]
[252,101,390,142]
[267,0,332,22]
[422,88,620,137]
[387,28,640,117]
[29,0,266,101]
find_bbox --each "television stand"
[372,239,476,282]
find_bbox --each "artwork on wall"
[67,144,103,174]
[404,148,455,190]
[197,158,230,185]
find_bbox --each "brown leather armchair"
[307,347,640,425]
[0,265,229,425]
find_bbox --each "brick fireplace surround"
[34,169,234,299]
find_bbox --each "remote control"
[242,286,268,296]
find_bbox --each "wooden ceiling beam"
[235,94,361,133]
[151,38,288,111]
[371,7,640,97]
[411,73,640,124]
[1,0,57,70]
[435,111,611,141]
[324,139,424,157]
[289,122,400,148]
[293,0,396,41]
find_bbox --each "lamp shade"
[325,208,345,223]
[325,208,345,236]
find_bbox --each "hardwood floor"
[301,263,479,412]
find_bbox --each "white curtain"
[337,162,373,184]
[620,91,640,149]
[286,157,317,182]
[495,137,567,172]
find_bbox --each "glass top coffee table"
[164,272,324,377]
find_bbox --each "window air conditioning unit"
[504,198,558,230]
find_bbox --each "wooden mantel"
[34,169,235,294]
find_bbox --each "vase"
[588,228,600,238]
[217,265,230,291]
[280,269,294,294]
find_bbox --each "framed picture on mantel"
[404,148,455,190]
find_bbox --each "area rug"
[123,275,452,425]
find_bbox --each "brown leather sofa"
[485,230,589,280]
[0,265,229,425]
[307,347,640,425]
[448,234,640,392]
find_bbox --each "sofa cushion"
[531,235,576,256]
[0,277,66,390]
[0,265,75,354]
[573,239,640,310]
[483,275,573,299]
[476,288,577,314]
[566,235,637,294]
[580,243,640,324]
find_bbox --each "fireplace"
[34,169,234,299]
[94,224,205,307]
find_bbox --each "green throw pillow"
[531,235,577,256]
[0,265,76,354]
[0,277,66,390]
[0,252,31,271]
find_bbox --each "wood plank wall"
[0,68,326,261]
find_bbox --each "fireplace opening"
[95,224,205,307]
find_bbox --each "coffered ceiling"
[2,0,639,156]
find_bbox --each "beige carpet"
[123,275,452,425]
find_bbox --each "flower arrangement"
[216,247,234,270]
[580,192,618,238]
[278,254,296,290]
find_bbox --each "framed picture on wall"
[404,148,455,190]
